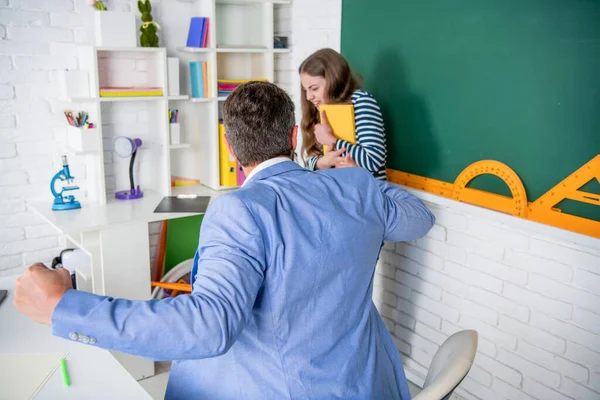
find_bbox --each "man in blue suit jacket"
[15,82,435,399]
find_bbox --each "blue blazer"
[52,161,435,399]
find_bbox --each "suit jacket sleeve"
[376,180,436,242]
[51,195,265,361]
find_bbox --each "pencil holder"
[58,70,90,99]
[170,123,181,145]
[67,126,102,153]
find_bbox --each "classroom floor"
[138,362,424,399]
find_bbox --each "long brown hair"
[298,48,361,160]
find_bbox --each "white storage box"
[58,70,90,99]
[95,11,136,47]
[170,123,181,145]
[67,126,102,153]
[167,57,180,96]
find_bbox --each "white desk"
[29,186,228,379]
[0,276,152,399]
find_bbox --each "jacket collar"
[245,159,303,185]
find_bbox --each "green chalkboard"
[341,0,600,221]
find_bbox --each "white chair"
[412,329,478,400]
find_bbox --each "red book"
[201,18,209,48]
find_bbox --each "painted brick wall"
[373,192,600,400]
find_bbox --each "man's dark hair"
[222,81,295,167]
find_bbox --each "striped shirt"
[306,90,387,180]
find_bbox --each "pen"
[60,358,71,387]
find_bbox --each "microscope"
[50,155,81,211]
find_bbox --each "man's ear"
[291,125,298,153]
[224,134,237,161]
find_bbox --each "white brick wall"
[374,194,600,400]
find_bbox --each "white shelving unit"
[58,46,172,205]
[172,0,288,191]
[56,0,289,204]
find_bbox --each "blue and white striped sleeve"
[305,155,320,171]
[335,92,386,174]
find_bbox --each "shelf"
[217,0,291,3]
[178,0,290,3]
[171,184,231,197]
[217,96,229,101]
[65,146,101,156]
[61,96,170,103]
[95,47,166,53]
[99,96,166,103]
[190,97,216,103]
[58,97,100,103]
[217,47,269,53]
[170,143,191,150]
[177,47,283,54]
[176,47,213,53]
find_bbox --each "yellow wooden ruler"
[528,155,600,237]
[387,155,600,238]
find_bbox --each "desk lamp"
[114,136,143,200]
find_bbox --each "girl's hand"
[335,154,358,168]
[314,110,336,146]
[316,148,346,170]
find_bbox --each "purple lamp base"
[115,185,143,200]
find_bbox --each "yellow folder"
[219,122,237,186]
[319,104,356,153]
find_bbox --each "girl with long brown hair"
[299,48,387,180]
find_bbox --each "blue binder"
[190,61,204,98]
[186,17,205,47]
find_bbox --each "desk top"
[29,186,231,235]
[0,276,152,399]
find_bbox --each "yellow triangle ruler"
[387,154,600,238]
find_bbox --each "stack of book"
[186,17,209,48]
[217,79,267,98]
[99,87,163,97]
[190,62,210,98]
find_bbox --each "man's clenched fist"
[14,263,72,326]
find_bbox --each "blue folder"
[186,17,205,47]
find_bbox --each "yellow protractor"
[451,160,528,218]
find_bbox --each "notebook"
[154,196,211,213]
[319,104,356,153]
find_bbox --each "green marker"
[60,358,71,388]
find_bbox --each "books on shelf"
[217,78,267,98]
[99,87,163,97]
[190,61,210,98]
[219,122,245,187]
[186,17,209,48]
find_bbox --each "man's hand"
[14,263,72,326]
[316,148,346,170]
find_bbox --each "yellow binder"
[219,122,237,186]
[319,104,356,153]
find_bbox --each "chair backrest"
[412,329,478,400]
